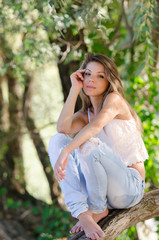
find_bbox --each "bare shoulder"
[104,92,123,105]
[104,92,132,119]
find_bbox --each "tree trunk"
[2,71,25,194]
[58,60,82,112]
[0,82,3,128]
[0,218,35,240]
[68,188,159,240]
[23,75,61,201]
[49,28,87,112]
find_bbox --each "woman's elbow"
[56,125,69,134]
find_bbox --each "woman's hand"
[70,69,86,92]
[54,148,69,182]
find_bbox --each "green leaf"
[135,62,146,76]
[132,31,138,42]
[0,187,7,196]
[149,44,158,51]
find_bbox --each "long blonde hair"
[79,53,143,134]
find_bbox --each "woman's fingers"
[55,167,67,182]
[55,172,63,182]
[77,69,86,75]
[75,72,84,81]
[70,69,86,90]
[53,150,69,182]
[76,69,86,73]
[59,171,67,179]
[74,69,86,80]
[55,173,61,182]
[80,69,86,72]
[77,72,84,78]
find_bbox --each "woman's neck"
[90,96,103,116]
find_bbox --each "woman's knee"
[49,133,71,150]
[50,132,71,144]
[49,133,79,169]
[79,137,100,156]
[48,133,71,167]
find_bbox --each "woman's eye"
[85,72,90,76]
[99,75,104,78]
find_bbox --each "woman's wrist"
[63,145,72,155]
[70,86,81,95]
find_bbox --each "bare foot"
[92,208,109,223]
[70,221,84,234]
[70,208,108,234]
[78,211,105,239]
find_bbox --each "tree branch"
[152,0,159,68]
[105,14,123,48]
[121,0,135,63]
[67,188,159,240]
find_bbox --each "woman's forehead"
[86,61,105,72]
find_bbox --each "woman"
[48,53,148,240]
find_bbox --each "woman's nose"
[88,74,95,82]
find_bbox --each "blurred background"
[0,0,159,239]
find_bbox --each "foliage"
[0,187,75,239]
[0,0,54,84]
[115,226,138,240]
[34,203,74,239]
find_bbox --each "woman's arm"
[57,69,86,134]
[65,92,121,153]
[54,93,122,182]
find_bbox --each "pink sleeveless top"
[88,108,149,167]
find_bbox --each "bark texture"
[67,188,159,240]
[58,60,82,112]
[152,0,159,68]
[3,71,25,194]
[23,75,61,201]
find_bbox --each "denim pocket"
[125,168,145,208]
[133,174,145,191]
[128,179,145,208]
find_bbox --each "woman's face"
[83,61,109,97]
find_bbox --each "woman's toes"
[90,233,97,240]
[70,221,84,234]
[86,233,91,239]
[80,226,84,231]
[93,233,99,239]
[75,226,81,232]
[86,232,101,240]
[91,233,96,240]
[70,225,76,233]
[99,232,105,238]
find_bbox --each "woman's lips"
[87,85,96,89]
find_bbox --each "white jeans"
[48,133,145,218]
